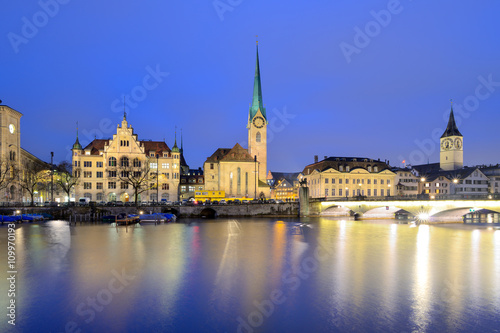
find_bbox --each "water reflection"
[411,224,431,331]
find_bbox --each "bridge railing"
[309,193,500,203]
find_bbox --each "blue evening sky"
[1,0,499,172]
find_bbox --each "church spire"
[441,100,463,138]
[249,40,266,121]
[72,121,82,150]
[172,127,179,153]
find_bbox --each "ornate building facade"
[71,115,181,203]
[300,156,396,199]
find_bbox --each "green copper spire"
[72,121,82,150]
[249,42,266,121]
[172,128,179,153]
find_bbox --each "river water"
[1,218,500,332]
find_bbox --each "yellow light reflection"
[411,224,431,330]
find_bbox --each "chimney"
[324,156,327,160]
[314,155,318,163]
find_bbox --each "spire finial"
[450,98,453,106]
[256,35,258,45]
[123,96,127,121]
[73,121,82,150]
[172,125,180,152]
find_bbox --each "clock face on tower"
[252,116,265,128]
[441,138,453,150]
[454,138,462,149]
[9,124,15,134]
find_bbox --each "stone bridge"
[307,199,500,222]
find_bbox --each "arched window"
[120,156,129,167]
[109,157,117,167]
[229,172,233,195]
[368,166,372,172]
[256,132,261,143]
[133,158,141,167]
[237,167,241,195]
[245,172,248,195]
[84,193,92,200]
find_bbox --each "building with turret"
[71,115,181,203]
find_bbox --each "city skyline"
[2,1,500,172]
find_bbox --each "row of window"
[322,188,391,197]
[181,178,204,184]
[81,171,179,179]
[83,182,171,190]
[312,178,391,185]
[77,158,179,168]
[83,193,170,201]
[180,185,204,192]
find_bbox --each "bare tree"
[0,159,18,199]
[18,160,49,206]
[55,161,80,202]
[117,157,154,206]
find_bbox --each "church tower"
[440,103,463,171]
[248,42,267,182]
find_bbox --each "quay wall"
[0,203,299,221]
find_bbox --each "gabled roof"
[83,139,109,155]
[221,143,254,162]
[302,156,391,175]
[205,143,254,163]
[441,106,463,138]
[206,148,232,163]
[141,141,171,155]
[269,171,300,184]
[411,163,441,175]
[418,167,482,182]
